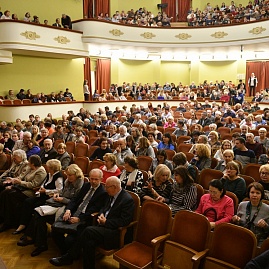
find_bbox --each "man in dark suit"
[52,18,61,27]
[39,139,57,164]
[50,176,135,268]
[197,111,211,127]
[51,168,107,254]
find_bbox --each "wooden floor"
[0,228,119,269]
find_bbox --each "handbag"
[203,207,218,222]
[45,197,64,208]
[52,214,85,234]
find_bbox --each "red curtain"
[84,57,92,100]
[246,61,269,96]
[178,0,191,22]
[96,59,111,94]
[162,0,177,21]
[95,0,110,17]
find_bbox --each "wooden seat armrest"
[118,221,139,248]
[151,233,170,269]
[192,249,209,262]
[151,233,170,247]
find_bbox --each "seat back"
[194,184,204,209]
[207,223,257,268]
[243,163,261,181]
[136,201,172,248]
[172,210,211,251]
[164,149,176,161]
[74,156,90,175]
[177,136,191,145]
[53,139,64,149]
[88,146,99,158]
[210,157,218,169]
[225,191,238,213]
[239,174,255,188]
[199,169,223,190]
[164,127,176,134]
[89,159,104,170]
[137,156,153,171]
[177,143,192,153]
[88,130,98,138]
[126,191,141,224]
[65,141,76,154]
[75,143,89,157]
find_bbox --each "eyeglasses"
[260,172,269,176]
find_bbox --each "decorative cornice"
[140,32,156,39]
[249,26,266,35]
[211,31,228,38]
[109,29,124,36]
[54,36,70,44]
[175,33,192,40]
[20,31,40,40]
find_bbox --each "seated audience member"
[0,149,28,190]
[100,153,121,183]
[223,116,236,129]
[163,166,197,216]
[130,127,141,144]
[55,143,70,170]
[107,124,118,141]
[135,137,155,159]
[39,139,57,164]
[259,164,269,200]
[6,89,17,100]
[63,125,75,143]
[0,144,7,169]
[208,130,221,156]
[258,147,269,165]
[12,131,32,152]
[119,156,143,193]
[26,139,40,159]
[52,18,61,27]
[190,144,212,171]
[172,120,188,138]
[3,131,15,153]
[149,149,173,177]
[16,89,26,100]
[113,138,133,165]
[114,125,129,141]
[196,179,234,229]
[197,111,211,127]
[172,152,197,181]
[189,134,211,153]
[0,155,46,232]
[140,164,172,203]
[125,135,135,152]
[148,123,162,141]
[215,149,235,172]
[246,132,264,159]
[232,182,269,246]
[239,124,250,140]
[91,131,112,148]
[14,159,63,234]
[147,132,158,148]
[220,161,246,202]
[71,127,85,143]
[214,140,232,162]
[36,128,49,147]
[164,116,176,129]
[50,125,64,142]
[50,168,106,255]
[64,88,73,100]
[49,176,134,268]
[17,164,85,256]
[90,138,112,161]
[234,137,256,167]
[158,132,175,150]
[255,128,269,151]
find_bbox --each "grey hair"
[90,168,103,179]
[13,149,27,161]
[106,176,121,188]
[23,131,32,138]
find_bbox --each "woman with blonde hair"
[100,153,121,183]
[208,130,221,156]
[214,139,232,162]
[140,164,172,203]
[135,137,155,159]
[190,144,211,171]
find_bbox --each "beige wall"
[0,0,82,24]
[110,58,246,86]
[0,55,84,100]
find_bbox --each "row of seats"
[111,200,266,269]
[0,98,72,105]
